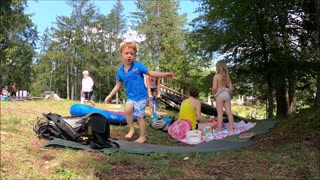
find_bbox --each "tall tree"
[33,0,127,102]
[94,0,127,102]
[131,0,192,90]
[299,0,320,108]
[191,0,317,117]
[0,0,37,90]
[39,0,101,99]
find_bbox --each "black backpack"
[33,112,119,149]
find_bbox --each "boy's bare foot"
[125,130,135,139]
[134,136,146,143]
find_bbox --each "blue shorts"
[126,98,148,118]
[151,88,157,93]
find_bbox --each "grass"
[0,99,319,179]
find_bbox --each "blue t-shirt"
[116,62,149,101]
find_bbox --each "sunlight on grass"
[1,116,22,132]
[56,165,77,179]
[232,105,267,119]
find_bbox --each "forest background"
[1,0,319,119]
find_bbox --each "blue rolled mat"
[70,104,137,125]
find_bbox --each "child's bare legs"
[224,101,234,132]
[148,100,154,116]
[135,117,146,143]
[215,97,224,131]
[124,103,135,139]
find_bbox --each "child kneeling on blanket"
[169,88,215,139]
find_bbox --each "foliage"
[131,0,202,91]
[30,0,127,101]
[0,0,37,90]
[277,107,320,133]
[191,0,320,117]
[1,0,319,118]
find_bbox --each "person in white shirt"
[1,85,9,101]
[81,70,95,107]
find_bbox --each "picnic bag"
[168,119,192,140]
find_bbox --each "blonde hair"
[216,60,230,84]
[120,42,137,55]
[83,70,89,75]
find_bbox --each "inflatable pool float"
[70,104,137,125]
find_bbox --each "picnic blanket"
[44,119,277,154]
[179,120,256,145]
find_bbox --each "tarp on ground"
[44,119,277,154]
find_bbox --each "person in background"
[146,75,161,117]
[81,70,95,107]
[212,60,234,132]
[104,42,174,143]
[178,87,215,131]
[1,85,9,101]
[11,82,17,97]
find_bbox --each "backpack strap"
[46,113,80,141]
[108,138,120,148]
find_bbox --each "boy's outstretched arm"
[105,81,122,103]
[148,70,174,79]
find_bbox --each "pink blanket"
[178,120,256,145]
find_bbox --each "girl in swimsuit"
[212,60,234,132]
[146,75,160,117]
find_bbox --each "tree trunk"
[66,62,70,100]
[267,76,274,119]
[75,67,79,101]
[315,73,320,108]
[288,74,296,114]
[99,78,103,103]
[276,80,288,118]
[71,74,74,101]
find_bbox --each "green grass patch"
[1,116,23,132]
[277,107,320,133]
[56,165,77,180]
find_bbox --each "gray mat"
[44,138,256,154]
[44,119,277,154]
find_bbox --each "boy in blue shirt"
[105,42,174,143]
